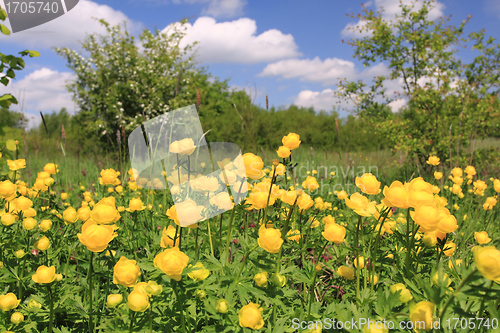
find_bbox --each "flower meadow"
[0,134,499,333]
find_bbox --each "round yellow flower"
[99,168,121,186]
[474,231,492,245]
[63,207,78,224]
[43,163,59,174]
[282,133,301,150]
[127,198,146,212]
[434,172,443,180]
[276,146,291,158]
[254,272,268,288]
[242,153,264,180]
[106,294,123,308]
[257,225,283,254]
[187,262,210,281]
[154,247,189,281]
[169,138,196,156]
[337,266,355,280]
[77,220,118,253]
[216,299,229,314]
[32,265,56,284]
[389,283,413,303]
[39,219,52,232]
[34,236,50,251]
[409,301,434,332]
[382,181,410,209]
[473,246,500,282]
[127,290,150,312]
[355,173,381,195]
[0,293,20,311]
[426,155,440,166]
[160,225,179,248]
[113,257,141,287]
[90,197,121,224]
[10,311,24,324]
[1,213,17,227]
[238,303,264,329]
[322,223,346,244]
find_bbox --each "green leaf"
[6,139,16,151]
[0,24,10,35]
[28,50,40,57]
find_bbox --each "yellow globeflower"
[7,159,26,171]
[63,207,78,224]
[483,197,497,210]
[106,294,123,308]
[337,266,355,280]
[187,262,210,281]
[409,301,435,332]
[473,246,500,282]
[434,172,443,180]
[169,138,196,156]
[302,176,319,192]
[355,173,381,195]
[39,219,52,232]
[345,193,377,217]
[34,236,50,251]
[282,133,301,150]
[43,163,59,174]
[127,290,150,312]
[322,223,346,244]
[389,283,413,303]
[276,146,291,158]
[242,153,264,180]
[254,272,268,288]
[382,181,410,209]
[77,220,118,253]
[127,198,146,212]
[32,265,57,284]
[257,225,283,254]
[99,168,121,186]
[113,257,141,287]
[475,231,492,244]
[154,247,189,281]
[336,190,348,200]
[426,155,440,166]
[238,303,264,330]
[1,213,17,227]
[0,293,20,311]
[354,256,365,269]
[90,197,121,224]
[160,225,179,248]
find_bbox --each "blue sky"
[1,0,499,129]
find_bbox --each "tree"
[55,19,233,153]
[336,0,500,170]
[0,6,39,135]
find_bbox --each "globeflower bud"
[27,299,42,309]
[10,311,24,324]
[194,289,207,300]
[216,299,229,314]
[253,272,268,288]
[14,249,25,259]
[270,273,287,288]
[144,281,163,296]
[106,294,123,308]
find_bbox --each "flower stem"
[88,251,95,333]
[129,311,135,333]
[47,285,54,333]
[225,206,236,264]
[207,218,215,257]
[354,215,362,302]
[438,269,477,322]
[306,241,328,321]
[173,281,187,333]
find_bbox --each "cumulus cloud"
[202,0,247,18]
[259,57,388,85]
[293,89,338,112]
[4,68,76,129]
[0,0,140,49]
[387,98,406,112]
[341,0,445,37]
[162,17,300,64]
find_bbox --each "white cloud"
[293,89,338,112]
[259,57,388,85]
[341,0,445,37]
[5,68,75,130]
[163,17,300,64]
[0,0,140,49]
[388,98,406,112]
[202,0,247,18]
